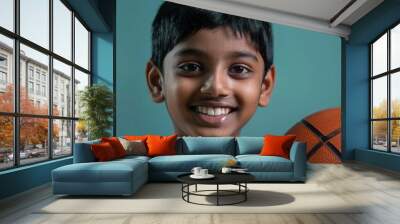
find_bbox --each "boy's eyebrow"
[173,48,207,57]
[174,48,259,62]
[228,51,259,62]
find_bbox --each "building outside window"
[0,71,6,83]
[0,54,7,91]
[35,83,40,95]
[35,70,40,81]
[28,66,34,79]
[42,85,46,97]
[370,22,400,154]
[0,55,7,67]
[28,81,34,94]
[0,0,91,170]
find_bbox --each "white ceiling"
[226,0,353,22]
[167,0,384,39]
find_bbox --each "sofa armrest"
[73,140,100,163]
[289,141,307,181]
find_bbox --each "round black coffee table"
[177,173,255,206]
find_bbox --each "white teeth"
[196,106,231,116]
[215,108,222,116]
[208,108,214,116]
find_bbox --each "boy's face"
[147,27,275,136]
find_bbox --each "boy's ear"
[258,65,276,107]
[146,60,165,103]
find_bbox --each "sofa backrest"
[177,137,236,155]
[235,137,264,155]
[73,139,100,163]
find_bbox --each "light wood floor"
[1,162,400,224]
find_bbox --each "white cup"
[200,169,208,176]
[191,167,202,176]
[221,167,232,174]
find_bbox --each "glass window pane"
[74,69,89,118]
[372,33,387,76]
[20,0,49,49]
[391,72,400,118]
[75,120,88,143]
[0,34,14,112]
[53,59,72,117]
[0,116,14,170]
[0,0,14,31]
[53,0,71,60]
[372,77,387,119]
[53,119,72,157]
[20,117,49,165]
[391,24,400,70]
[372,121,388,151]
[74,17,89,70]
[391,120,400,153]
[20,44,49,115]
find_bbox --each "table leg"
[245,183,247,201]
[188,184,190,202]
[217,184,219,206]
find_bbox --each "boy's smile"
[147,27,275,136]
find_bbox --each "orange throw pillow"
[260,135,297,159]
[124,135,148,141]
[91,142,117,161]
[101,137,127,158]
[146,135,177,157]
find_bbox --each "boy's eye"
[178,63,202,73]
[228,64,252,77]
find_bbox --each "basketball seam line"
[301,119,342,160]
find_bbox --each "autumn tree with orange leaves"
[0,85,59,152]
[372,99,400,143]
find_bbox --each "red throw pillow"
[101,137,127,158]
[146,134,177,157]
[260,135,297,159]
[91,142,117,161]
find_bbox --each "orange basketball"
[286,107,341,164]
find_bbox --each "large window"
[0,0,91,171]
[371,22,400,153]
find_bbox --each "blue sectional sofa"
[52,137,307,196]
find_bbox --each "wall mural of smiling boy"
[116,1,342,163]
[146,2,275,137]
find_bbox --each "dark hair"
[151,2,273,73]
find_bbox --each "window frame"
[0,0,92,171]
[370,20,400,154]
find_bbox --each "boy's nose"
[200,70,230,97]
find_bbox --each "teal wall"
[115,0,342,136]
[92,32,113,88]
[0,158,72,199]
[345,0,400,168]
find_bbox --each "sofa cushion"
[236,155,293,172]
[91,142,118,161]
[178,137,235,155]
[115,155,150,164]
[147,135,177,157]
[235,137,264,155]
[118,138,147,156]
[73,139,100,163]
[53,158,148,183]
[260,135,296,159]
[101,137,127,158]
[149,154,235,172]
